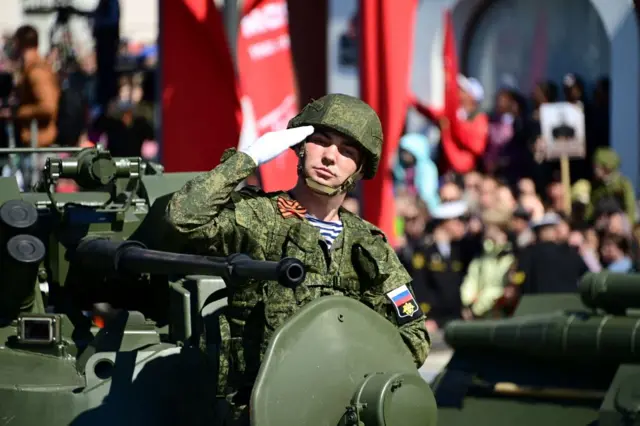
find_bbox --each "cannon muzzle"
[579,271,640,314]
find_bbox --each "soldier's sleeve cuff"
[220,148,238,163]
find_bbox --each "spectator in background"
[519,193,545,221]
[546,180,568,214]
[567,228,602,272]
[505,213,588,298]
[600,233,635,273]
[485,88,516,176]
[460,207,515,319]
[392,133,440,212]
[528,80,559,193]
[1,25,60,147]
[555,213,571,243]
[419,201,469,332]
[518,178,536,198]
[563,72,594,181]
[439,181,462,202]
[479,175,498,211]
[496,183,517,212]
[511,205,534,248]
[570,179,591,228]
[484,87,528,184]
[396,197,432,314]
[463,171,482,211]
[589,147,636,222]
[607,211,632,237]
[395,191,419,243]
[410,75,489,175]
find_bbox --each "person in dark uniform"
[503,212,588,302]
[396,197,431,313]
[417,200,469,332]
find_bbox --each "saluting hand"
[240,126,315,167]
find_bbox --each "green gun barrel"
[579,271,640,314]
[444,311,640,362]
[71,236,306,288]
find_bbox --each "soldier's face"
[594,165,607,180]
[304,130,361,187]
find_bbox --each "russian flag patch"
[386,284,420,321]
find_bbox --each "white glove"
[240,126,314,166]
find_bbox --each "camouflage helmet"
[594,147,620,170]
[287,94,383,179]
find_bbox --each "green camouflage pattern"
[288,94,383,179]
[165,148,429,396]
[593,147,620,170]
[588,173,636,221]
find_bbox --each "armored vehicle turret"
[432,271,640,426]
[0,147,437,426]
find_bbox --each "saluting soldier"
[166,94,430,424]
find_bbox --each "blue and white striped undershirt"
[305,214,343,249]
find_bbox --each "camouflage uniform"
[165,94,430,415]
[588,147,636,221]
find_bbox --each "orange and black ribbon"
[277,197,307,219]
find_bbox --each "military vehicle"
[0,146,437,426]
[432,271,640,425]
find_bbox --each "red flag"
[237,0,299,192]
[438,9,487,174]
[442,9,460,140]
[160,0,242,172]
[359,0,418,246]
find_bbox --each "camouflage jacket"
[166,149,430,394]
[588,174,636,221]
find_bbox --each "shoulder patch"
[386,284,422,324]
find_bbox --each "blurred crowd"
[343,73,636,335]
[0,18,157,190]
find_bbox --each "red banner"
[237,0,299,192]
[359,0,418,246]
[443,10,460,138]
[160,0,242,172]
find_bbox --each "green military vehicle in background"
[434,270,640,425]
[0,146,436,426]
